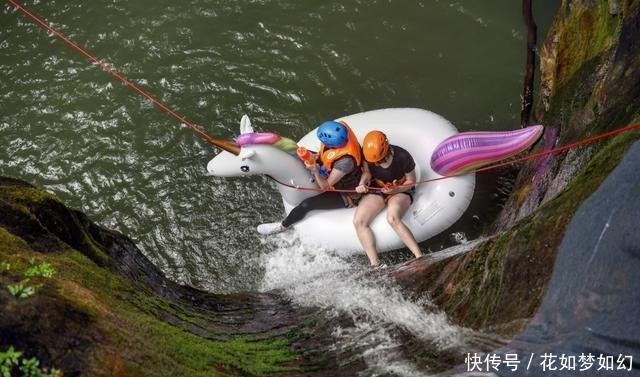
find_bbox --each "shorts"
[370,188,414,204]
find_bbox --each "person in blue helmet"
[257,120,366,235]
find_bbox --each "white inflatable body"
[207,108,475,253]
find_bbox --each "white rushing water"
[260,234,489,375]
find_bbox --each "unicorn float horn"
[204,134,241,155]
[200,115,252,156]
[201,119,241,156]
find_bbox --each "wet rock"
[497,0,640,230]
[391,1,640,369]
[0,177,364,376]
[491,141,640,376]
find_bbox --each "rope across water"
[8,0,240,153]
[271,121,640,193]
[10,0,640,193]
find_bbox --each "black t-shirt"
[368,145,415,187]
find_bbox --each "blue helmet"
[316,121,348,147]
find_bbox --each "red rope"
[8,0,215,143]
[272,121,640,193]
[10,0,639,193]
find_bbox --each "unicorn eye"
[241,165,250,173]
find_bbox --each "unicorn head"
[207,115,319,211]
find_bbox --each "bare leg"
[353,194,386,266]
[386,194,423,259]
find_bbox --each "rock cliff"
[392,0,639,338]
[0,177,363,376]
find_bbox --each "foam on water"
[332,321,431,377]
[261,234,476,373]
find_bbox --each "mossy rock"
[0,177,356,376]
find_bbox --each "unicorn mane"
[236,132,299,158]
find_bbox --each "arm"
[314,166,346,190]
[306,155,347,190]
[356,162,371,194]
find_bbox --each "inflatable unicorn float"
[207,108,543,252]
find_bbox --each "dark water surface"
[1,0,557,293]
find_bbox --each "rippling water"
[2,0,559,373]
[2,0,559,290]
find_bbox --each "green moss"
[554,1,621,90]
[563,128,640,194]
[442,234,502,323]
[42,248,301,376]
[108,314,299,376]
[77,230,110,267]
[0,186,60,205]
[458,234,510,325]
[0,227,32,254]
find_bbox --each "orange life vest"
[318,121,362,171]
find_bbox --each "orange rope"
[10,0,639,193]
[8,0,217,144]
[272,121,640,193]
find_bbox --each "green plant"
[4,259,55,299]
[0,346,22,377]
[7,279,37,299]
[0,346,60,377]
[0,261,10,273]
[24,260,56,278]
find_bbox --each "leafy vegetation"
[7,278,37,299]
[24,260,56,278]
[0,346,61,377]
[3,259,56,299]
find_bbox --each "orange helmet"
[362,130,390,163]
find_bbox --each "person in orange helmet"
[353,130,423,267]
